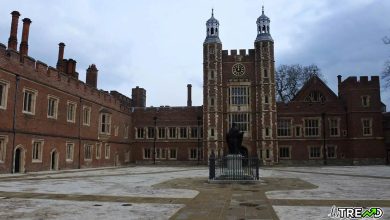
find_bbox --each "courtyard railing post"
[209,152,215,180]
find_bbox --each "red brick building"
[0,9,388,173]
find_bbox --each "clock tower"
[203,6,277,164]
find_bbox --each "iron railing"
[209,154,259,181]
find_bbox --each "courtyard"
[0,165,389,219]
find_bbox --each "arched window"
[262,25,266,32]
[211,28,214,35]
[304,91,326,103]
[215,28,218,33]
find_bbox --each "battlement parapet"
[222,49,255,61]
[340,75,380,88]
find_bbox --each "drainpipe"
[11,75,20,173]
[78,97,82,169]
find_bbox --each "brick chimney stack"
[86,64,98,88]
[8,11,20,50]
[187,84,192,107]
[19,18,32,58]
[56,42,65,71]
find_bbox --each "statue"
[226,123,244,154]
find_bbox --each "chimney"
[8,11,20,50]
[187,84,192,107]
[86,64,98,88]
[19,18,32,59]
[66,59,77,78]
[56,42,65,70]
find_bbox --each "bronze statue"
[226,123,244,154]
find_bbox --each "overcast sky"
[1,0,389,107]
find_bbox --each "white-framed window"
[265,149,270,159]
[169,148,177,160]
[277,119,292,137]
[47,95,59,119]
[114,126,119,136]
[189,148,198,160]
[329,118,340,137]
[279,146,291,159]
[264,127,270,137]
[326,145,337,159]
[295,126,301,137]
[361,95,370,107]
[309,146,321,159]
[229,86,250,105]
[190,127,198,139]
[66,142,74,162]
[304,118,320,137]
[83,106,91,126]
[0,136,8,163]
[0,80,10,110]
[147,127,155,139]
[158,127,166,139]
[100,113,112,135]
[179,127,188,139]
[105,144,110,159]
[67,101,77,123]
[168,127,177,139]
[264,95,269,104]
[96,143,101,159]
[124,126,129,139]
[22,88,37,114]
[210,128,215,137]
[84,144,93,160]
[143,148,151,159]
[229,113,249,132]
[32,140,43,162]
[304,91,326,103]
[136,127,145,139]
[362,118,372,136]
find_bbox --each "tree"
[275,64,324,103]
[382,36,390,88]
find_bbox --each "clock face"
[232,63,245,76]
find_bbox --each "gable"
[291,76,339,103]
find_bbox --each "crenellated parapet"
[222,49,255,62]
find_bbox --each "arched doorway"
[50,150,58,171]
[13,146,25,173]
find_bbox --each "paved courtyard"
[0,165,389,219]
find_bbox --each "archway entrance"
[13,146,25,173]
[51,150,58,170]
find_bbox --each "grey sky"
[1,0,389,107]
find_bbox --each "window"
[362,118,372,136]
[189,148,198,160]
[265,127,270,137]
[277,119,292,137]
[229,113,249,132]
[67,101,77,123]
[264,69,268,78]
[0,81,9,110]
[0,136,7,162]
[66,142,74,162]
[114,126,119,136]
[210,128,215,137]
[295,126,301,137]
[155,148,166,159]
[329,118,340,136]
[361,96,370,107]
[210,97,215,107]
[279,146,290,159]
[210,70,215,80]
[264,96,269,104]
[84,144,92,160]
[304,119,320,137]
[304,91,325,103]
[47,96,59,119]
[309,146,321,158]
[23,88,37,114]
[229,86,249,105]
[83,106,91,126]
[124,126,129,139]
[144,148,151,159]
[168,127,177,139]
[169,148,177,160]
[179,127,188,138]
[105,144,110,159]
[158,127,166,139]
[266,149,270,159]
[32,140,43,162]
[96,143,101,159]
[100,113,112,135]
[327,145,336,158]
[136,128,145,139]
[190,127,198,139]
[147,127,155,139]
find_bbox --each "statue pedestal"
[224,154,244,177]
